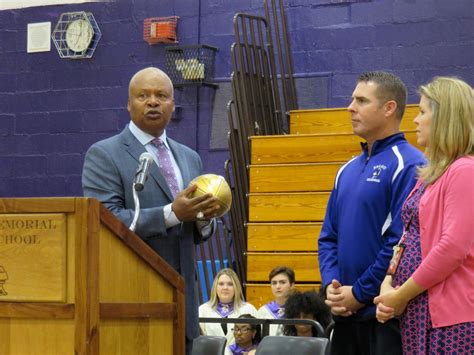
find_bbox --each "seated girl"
[199,268,257,347]
[226,314,261,355]
[283,290,332,337]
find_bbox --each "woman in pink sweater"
[374,76,474,354]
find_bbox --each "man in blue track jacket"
[318,72,425,355]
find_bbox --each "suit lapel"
[121,127,175,201]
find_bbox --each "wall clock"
[65,18,94,52]
[52,11,101,59]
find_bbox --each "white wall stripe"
[1,0,110,11]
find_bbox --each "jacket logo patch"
[366,164,387,183]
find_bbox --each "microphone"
[133,152,154,191]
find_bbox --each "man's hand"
[171,184,221,222]
[325,279,363,317]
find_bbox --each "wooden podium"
[0,198,185,355]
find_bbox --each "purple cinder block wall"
[0,0,473,197]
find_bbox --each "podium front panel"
[0,213,67,302]
[0,318,74,354]
[0,197,185,355]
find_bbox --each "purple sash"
[216,302,234,318]
[266,300,284,318]
[228,343,257,355]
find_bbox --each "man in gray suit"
[82,67,220,354]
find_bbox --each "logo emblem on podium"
[0,265,8,296]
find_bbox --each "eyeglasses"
[232,327,252,334]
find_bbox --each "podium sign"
[0,213,66,302]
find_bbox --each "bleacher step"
[251,133,360,165]
[247,252,320,282]
[251,131,420,165]
[249,162,342,193]
[248,192,329,222]
[247,222,321,252]
[290,104,419,134]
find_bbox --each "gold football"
[189,174,232,217]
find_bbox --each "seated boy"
[256,266,295,336]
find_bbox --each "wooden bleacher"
[246,105,421,308]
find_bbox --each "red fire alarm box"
[144,16,179,45]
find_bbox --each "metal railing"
[232,13,283,136]
[195,217,236,304]
[197,1,298,301]
[264,0,298,119]
[199,317,329,338]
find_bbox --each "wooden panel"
[247,223,320,251]
[246,283,321,309]
[247,252,320,282]
[0,197,76,213]
[0,213,67,302]
[0,319,8,355]
[75,198,100,354]
[0,318,74,354]
[0,198,183,354]
[251,134,360,164]
[100,303,176,319]
[99,204,184,293]
[99,226,174,303]
[249,163,341,193]
[0,303,74,318]
[290,105,419,134]
[0,199,78,355]
[249,193,329,222]
[66,213,76,304]
[174,290,185,355]
[251,131,422,165]
[98,202,185,354]
[100,319,173,355]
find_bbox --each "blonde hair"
[418,77,474,184]
[208,268,245,309]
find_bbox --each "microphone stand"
[129,182,141,232]
[129,152,154,232]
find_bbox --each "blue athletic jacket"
[318,133,425,319]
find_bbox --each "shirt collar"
[128,121,170,149]
[361,132,405,156]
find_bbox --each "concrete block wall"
[0,0,473,197]
[288,0,474,106]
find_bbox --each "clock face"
[65,19,94,52]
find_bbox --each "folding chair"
[256,335,329,355]
[191,335,227,355]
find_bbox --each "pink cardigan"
[411,156,474,328]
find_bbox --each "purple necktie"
[152,138,180,198]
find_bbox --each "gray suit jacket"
[82,126,204,339]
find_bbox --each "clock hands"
[53,12,101,58]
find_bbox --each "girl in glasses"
[227,314,261,355]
